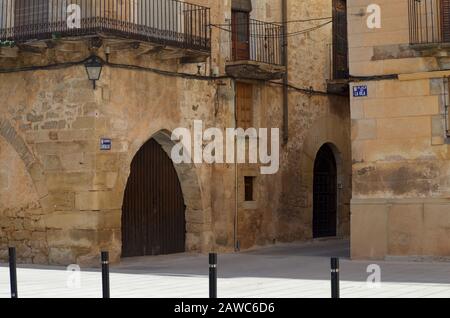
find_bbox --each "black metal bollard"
[8,247,18,298]
[209,253,217,298]
[331,257,340,299]
[101,251,110,298]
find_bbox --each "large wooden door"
[313,145,337,238]
[232,10,250,61]
[332,0,348,79]
[122,139,186,258]
[441,0,450,43]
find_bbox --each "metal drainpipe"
[234,80,239,252]
[282,0,289,144]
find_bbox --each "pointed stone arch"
[0,117,50,264]
[0,117,49,204]
[118,129,212,254]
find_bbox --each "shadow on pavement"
[2,239,450,285]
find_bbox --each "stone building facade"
[0,0,351,265]
[348,0,450,259]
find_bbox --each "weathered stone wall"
[0,137,48,264]
[348,0,450,259]
[221,0,351,248]
[350,76,450,260]
[0,59,226,265]
[0,0,351,265]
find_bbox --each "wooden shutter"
[442,0,450,42]
[236,82,253,130]
[332,0,348,79]
[15,0,49,27]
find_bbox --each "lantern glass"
[86,65,102,81]
[84,57,103,81]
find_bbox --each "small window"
[244,176,255,202]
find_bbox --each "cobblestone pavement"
[1,239,450,298]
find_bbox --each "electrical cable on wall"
[210,20,332,38]
[0,56,341,96]
[212,16,332,26]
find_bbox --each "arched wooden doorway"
[122,138,186,257]
[313,144,337,238]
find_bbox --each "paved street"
[1,239,450,298]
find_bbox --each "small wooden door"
[332,0,349,79]
[122,139,186,258]
[441,0,450,43]
[236,82,253,129]
[313,145,337,238]
[232,10,250,61]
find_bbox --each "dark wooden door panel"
[313,145,337,238]
[232,10,250,61]
[122,139,186,258]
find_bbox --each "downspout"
[282,0,289,144]
[234,80,240,252]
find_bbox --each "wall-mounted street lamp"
[84,56,103,89]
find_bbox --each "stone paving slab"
[1,239,450,298]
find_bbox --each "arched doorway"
[313,144,337,238]
[122,138,186,257]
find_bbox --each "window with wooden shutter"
[332,0,348,79]
[442,0,450,42]
[236,82,253,130]
[14,0,49,27]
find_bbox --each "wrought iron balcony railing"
[229,18,284,66]
[0,0,210,52]
[409,0,450,44]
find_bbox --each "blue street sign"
[353,85,368,97]
[100,138,112,151]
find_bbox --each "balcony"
[0,0,210,58]
[409,0,450,46]
[225,17,286,81]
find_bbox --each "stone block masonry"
[0,0,351,265]
[348,0,450,259]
